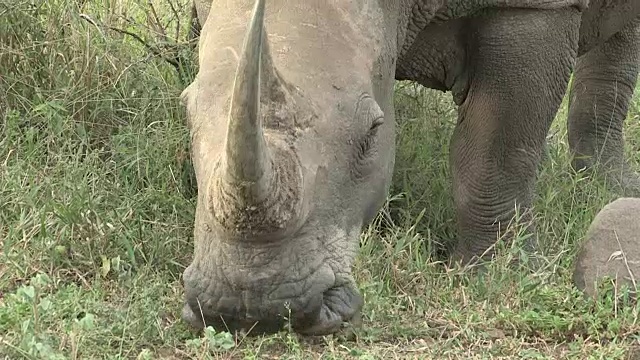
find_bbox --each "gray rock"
[573,198,640,299]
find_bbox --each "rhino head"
[180,0,398,335]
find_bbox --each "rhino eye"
[357,117,383,156]
[352,115,384,179]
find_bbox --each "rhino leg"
[567,19,640,195]
[449,8,581,264]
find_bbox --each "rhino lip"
[181,281,363,336]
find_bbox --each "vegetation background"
[2,0,640,358]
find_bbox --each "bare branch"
[165,0,181,42]
[79,14,180,69]
[147,0,167,41]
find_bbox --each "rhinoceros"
[179,0,640,335]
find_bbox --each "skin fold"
[181,0,640,335]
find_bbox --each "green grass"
[2,0,640,358]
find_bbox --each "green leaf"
[76,313,96,331]
[18,286,36,301]
[101,255,111,278]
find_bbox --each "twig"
[166,0,181,41]
[78,13,105,39]
[146,0,167,41]
[110,26,181,69]
[79,13,180,69]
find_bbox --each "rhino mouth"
[181,280,363,336]
[296,283,363,335]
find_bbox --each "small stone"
[573,197,640,299]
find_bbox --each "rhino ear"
[219,0,272,202]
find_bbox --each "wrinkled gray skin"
[180,0,640,335]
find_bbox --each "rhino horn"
[220,0,272,203]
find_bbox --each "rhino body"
[180,0,640,335]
